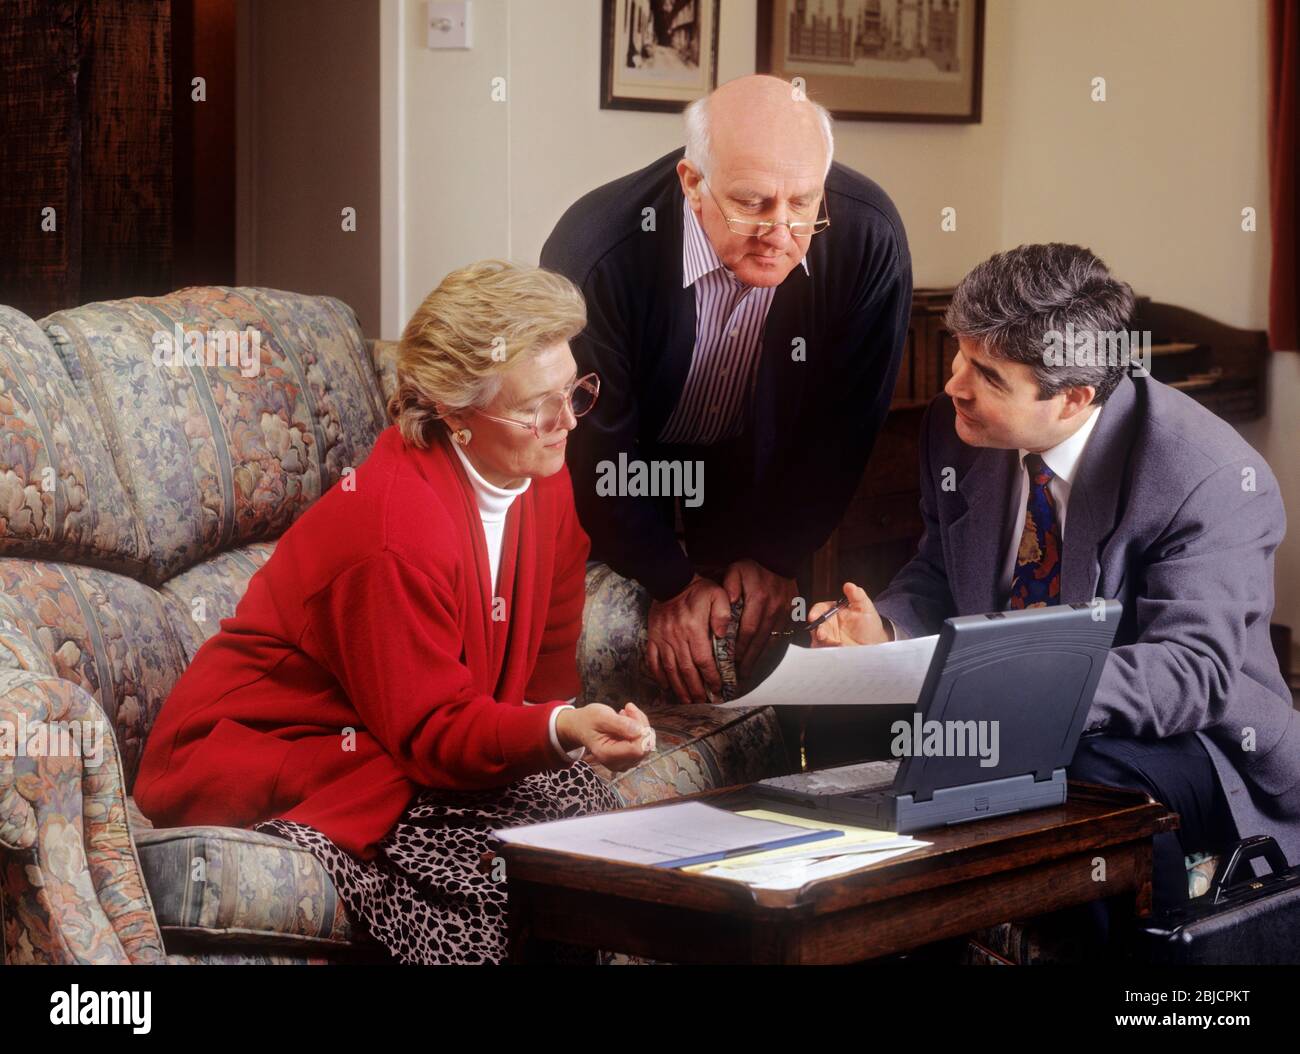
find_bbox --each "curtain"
[1268,0,1299,350]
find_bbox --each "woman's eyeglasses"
[473,372,600,438]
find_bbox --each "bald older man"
[541,75,911,707]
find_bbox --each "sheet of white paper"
[697,844,927,889]
[490,801,838,866]
[722,634,939,707]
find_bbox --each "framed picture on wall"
[756,0,985,123]
[600,0,721,112]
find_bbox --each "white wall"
[382,0,1010,322]
[381,0,1299,634]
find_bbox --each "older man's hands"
[647,564,801,704]
[647,574,731,705]
[721,559,799,678]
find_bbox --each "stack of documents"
[683,810,929,890]
[492,801,843,868]
[491,801,929,889]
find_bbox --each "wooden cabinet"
[811,288,957,599]
[0,1,173,317]
[0,0,235,318]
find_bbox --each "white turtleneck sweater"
[450,441,584,764]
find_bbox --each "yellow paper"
[680,809,911,873]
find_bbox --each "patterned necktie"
[1008,453,1062,609]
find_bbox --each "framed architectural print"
[756,0,985,123]
[601,0,721,112]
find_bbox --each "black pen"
[770,595,850,637]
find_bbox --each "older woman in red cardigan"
[134,260,653,964]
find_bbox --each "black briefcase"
[1134,836,1300,964]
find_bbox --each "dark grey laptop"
[748,602,1122,833]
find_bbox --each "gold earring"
[453,427,472,446]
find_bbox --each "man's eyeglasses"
[473,372,600,438]
[701,177,830,240]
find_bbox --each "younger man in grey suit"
[810,243,1297,918]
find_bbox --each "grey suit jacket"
[875,374,1300,863]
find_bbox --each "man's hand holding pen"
[807,582,892,647]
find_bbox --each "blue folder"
[654,827,844,869]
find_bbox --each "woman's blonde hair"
[388,259,588,449]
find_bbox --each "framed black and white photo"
[600,0,721,113]
[757,0,985,123]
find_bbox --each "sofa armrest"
[368,338,399,406]
[0,670,167,964]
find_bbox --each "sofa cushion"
[0,540,282,790]
[0,611,55,677]
[134,821,356,952]
[164,949,336,965]
[0,305,146,574]
[0,559,189,788]
[579,561,656,708]
[587,704,790,804]
[41,287,388,585]
[158,541,277,664]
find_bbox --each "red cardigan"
[134,427,591,860]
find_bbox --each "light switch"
[428,1,471,50]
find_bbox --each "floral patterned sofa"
[0,287,790,965]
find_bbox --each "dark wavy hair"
[945,243,1137,403]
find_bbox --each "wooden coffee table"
[499,781,1179,964]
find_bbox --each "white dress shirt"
[884,405,1103,641]
[450,442,583,764]
[999,405,1102,597]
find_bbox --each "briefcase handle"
[1209,835,1291,905]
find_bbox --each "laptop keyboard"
[758,759,901,796]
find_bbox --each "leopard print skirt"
[254,761,621,965]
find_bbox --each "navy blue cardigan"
[541,147,912,601]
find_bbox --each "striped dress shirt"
[657,197,810,445]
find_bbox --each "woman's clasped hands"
[555,702,655,772]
